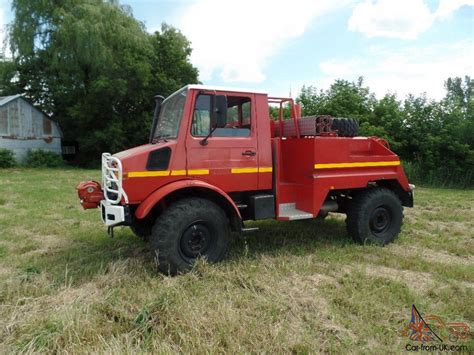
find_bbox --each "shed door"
[8,102,19,136]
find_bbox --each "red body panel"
[255,94,273,190]
[135,179,241,220]
[275,137,409,218]
[182,90,273,192]
[86,86,411,222]
[118,141,181,204]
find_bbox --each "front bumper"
[100,200,131,227]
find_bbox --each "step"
[278,203,313,220]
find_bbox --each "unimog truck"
[77,85,414,274]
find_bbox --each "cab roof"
[186,84,267,95]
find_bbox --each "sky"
[1,0,473,99]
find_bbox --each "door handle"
[242,150,256,156]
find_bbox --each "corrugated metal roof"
[0,94,23,107]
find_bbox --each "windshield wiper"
[152,134,170,144]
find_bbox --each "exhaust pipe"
[320,200,338,214]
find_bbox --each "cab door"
[185,91,258,192]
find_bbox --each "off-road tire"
[346,188,403,245]
[130,219,153,241]
[332,117,358,137]
[150,198,231,275]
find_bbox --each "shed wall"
[0,98,62,162]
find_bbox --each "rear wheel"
[346,188,403,245]
[150,198,231,275]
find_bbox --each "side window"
[191,94,212,137]
[242,101,251,127]
[191,94,251,137]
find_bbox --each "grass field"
[0,168,473,353]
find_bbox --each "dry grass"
[0,168,473,353]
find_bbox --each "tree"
[150,24,198,95]
[297,77,376,123]
[8,0,198,165]
[442,76,474,148]
[0,59,17,96]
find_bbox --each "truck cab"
[77,84,414,274]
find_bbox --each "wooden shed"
[0,95,63,161]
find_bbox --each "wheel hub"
[369,207,391,234]
[180,222,211,258]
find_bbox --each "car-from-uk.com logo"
[401,305,471,352]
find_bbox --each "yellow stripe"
[128,170,170,178]
[187,169,209,175]
[231,167,259,174]
[128,166,273,177]
[314,161,400,169]
[171,170,186,176]
[231,167,273,174]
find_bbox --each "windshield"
[153,87,187,139]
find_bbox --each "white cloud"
[318,40,474,99]
[178,0,350,83]
[348,0,474,39]
[0,0,11,59]
[0,4,5,57]
[435,0,474,18]
[348,0,432,39]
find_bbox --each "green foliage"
[25,150,65,168]
[0,60,18,96]
[403,161,473,189]
[0,148,16,168]
[298,77,376,121]
[297,76,474,187]
[269,104,291,119]
[7,0,198,166]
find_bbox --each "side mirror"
[214,95,227,128]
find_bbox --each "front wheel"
[150,198,231,275]
[346,188,403,245]
[130,218,153,241]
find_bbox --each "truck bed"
[272,136,410,220]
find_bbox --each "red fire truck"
[77,85,414,274]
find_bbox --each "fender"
[135,179,242,220]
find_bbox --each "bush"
[404,161,473,188]
[0,149,16,168]
[25,150,65,168]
